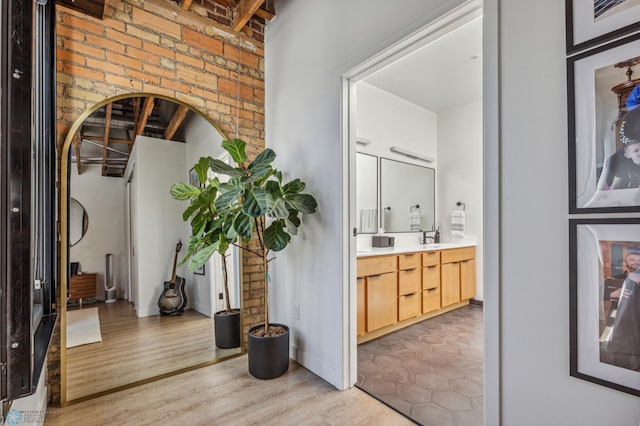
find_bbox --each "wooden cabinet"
[441,247,476,307]
[69,273,97,306]
[357,255,397,333]
[357,245,475,341]
[422,250,440,313]
[357,277,366,336]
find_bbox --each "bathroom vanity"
[357,243,475,343]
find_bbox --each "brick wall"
[50,0,266,404]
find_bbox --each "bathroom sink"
[420,244,441,249]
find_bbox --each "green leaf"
[223,218,238,241]
[248,148,276,177]
[217,234,230,255]
[170,183,201,200]
[221,139,248,164]
[182,202,199,221]
[189,243,218,272]
[194,157,210,184]
[286,193,318,214]
[209,158,245,177]
[285,218,299,236]
[242,187,268,217]
[266,193,289,218]
[263,220,291,252]
[264,180,281,195]
[214,183,243,211]
[233,211,254,239]
[282,178,305,196]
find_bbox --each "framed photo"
[569,218,640,396]
[566,0,640,54]
[193,264,205,276]
[568,32,640,213]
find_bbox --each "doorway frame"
[340,0,500,423]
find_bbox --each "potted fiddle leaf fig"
[203,138,317,379]
[170,156,241,349]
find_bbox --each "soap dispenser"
[434,227,440,244]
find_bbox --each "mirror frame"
[69,197,88,247]
[379,156,436,233]
[356,152,379,234]
[59,92,245,405]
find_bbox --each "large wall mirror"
[69,197,88,246]
[356,153,378,233]
[380,158,435,233]
[60,93,243,403]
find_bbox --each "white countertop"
[357,242,475,257]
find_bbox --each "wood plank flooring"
[66,301,240,401]
[49,355,414,425]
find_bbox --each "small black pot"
[248,323,289,379]
[214,309,241,349]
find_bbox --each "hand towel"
[358,208,377,233]
[451,210,465,237]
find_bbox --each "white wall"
[266,0,467,390]
[356,81,438,163]
[267,0,640,423]
[70,166,127,300]
[438,101,483,300]
[131,136,189,317]
[496,0,640,423]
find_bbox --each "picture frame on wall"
[566,0,640,54]
[568,32,640,213]
[193,264,205,276]
[569,218,640,396]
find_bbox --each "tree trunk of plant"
[222,253,231,312]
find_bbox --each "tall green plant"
[171,139,318,334]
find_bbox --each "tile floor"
[357,305,483,426]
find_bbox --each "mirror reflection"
[69,197,88,246]
[64,94,242,402]
[356,153,378,233]
[380,158,435,233]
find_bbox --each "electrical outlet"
[34,279,41,290]
[218,292,223,300]
[293,303,300,320]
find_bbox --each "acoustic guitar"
[157,241,187,316]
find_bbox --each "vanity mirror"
[356,152,378,233]
[380,157,435,233]
[60,93,243,403]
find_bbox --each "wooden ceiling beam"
[182,0,193,10]
[134,97,155,137]
[254,8,274,21]
[164,105,189,140]
[101,103,113,176]
[232,0,265,31]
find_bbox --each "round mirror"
[69,197,88,246]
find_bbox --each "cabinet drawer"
[422,287,441,313]
[357,255,397,277]
[398,252,420,270]
[69,274,97,299]
[422,264,440,290]
[399,293,420,321]
[422,251,440,267]
[441,246,475,264]
[357,277,366,337]
[398,268,420,295]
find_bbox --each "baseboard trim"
[469,298,483,307]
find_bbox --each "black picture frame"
[569,218,640,396]
[566,0,640,55]
[193,264,205,276]
[568,32,640,213]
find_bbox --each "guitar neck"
[170,251,179,283]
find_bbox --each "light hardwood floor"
[49,355,414,425]
[66,301,240,401]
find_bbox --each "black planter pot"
[248,323,289,379]
[214,309,241,349]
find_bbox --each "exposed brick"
[87,58,126,76]
[63,39,106,60]
[143,41,176,60]
[126,25,161,44]
[176,52,204,69]
[104,73,143,91]
[106,51,143,70]
[132,7,181,39]
[86,33,125,54]
[56,48,86,66]
[56,24,85,42]
[62,63,104,81]
[143,84,175,98]
[66,86,106,103]
[126,46,162,66]
[62,13,105,36]
[183,27,223,56]
[161,78,191,94]
[105,28,142,49]
[143,63,175,80]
